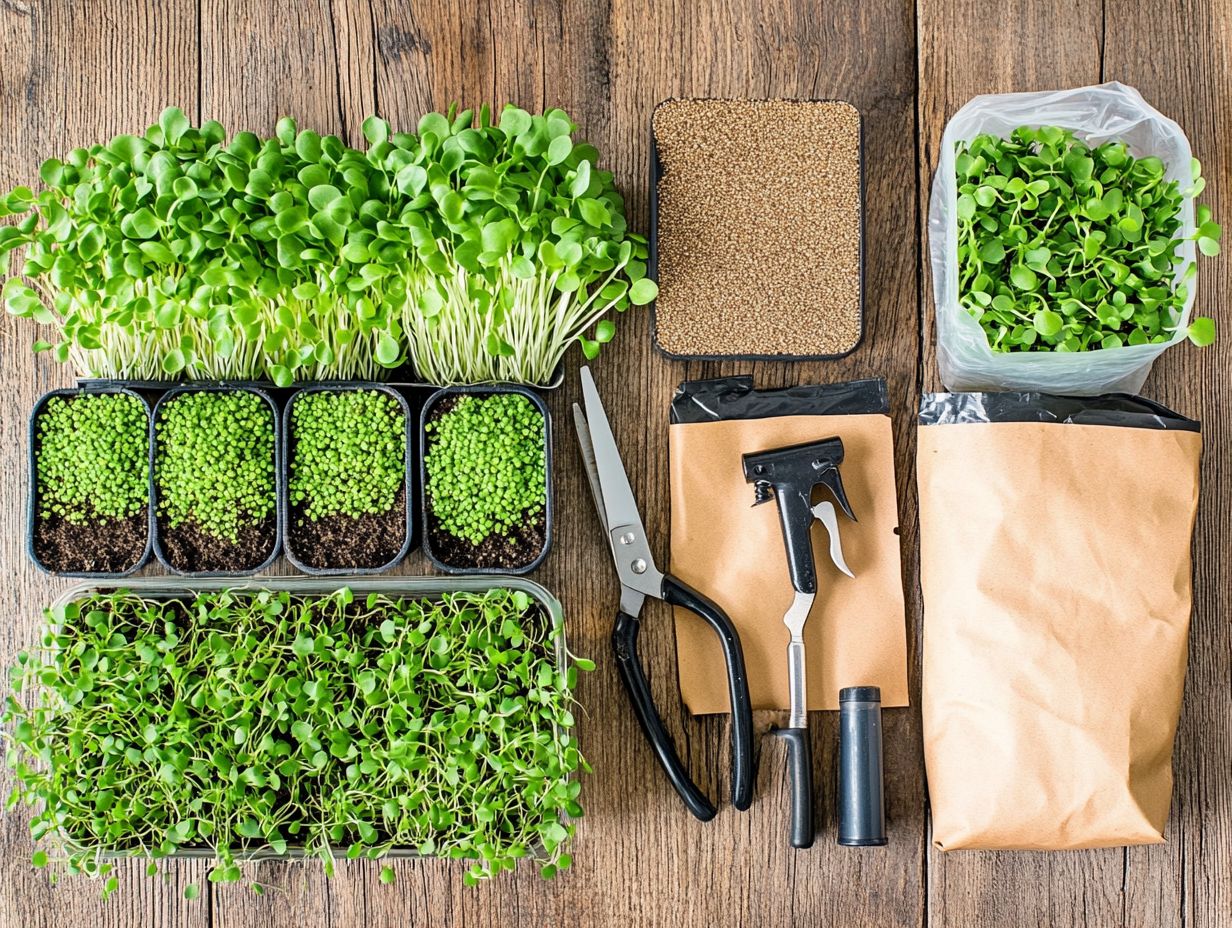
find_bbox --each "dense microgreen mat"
[0,104,654,385]
[35,393,148,523]
[4,587,589,896]
[288,390,405,522]
[425,394,546,545]
[155,390,276,542]
[955,125,1219,352]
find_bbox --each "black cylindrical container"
[837,685,887,847]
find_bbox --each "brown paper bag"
[918,393,1201,851]
[669,377,909,714]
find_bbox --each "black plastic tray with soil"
[27,387,153,578]
[151,385,283,577]
[420,385,553,575]
[282,383,414,575]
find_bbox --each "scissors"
[573,365,754,820]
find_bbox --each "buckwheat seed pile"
[653,99,863,357]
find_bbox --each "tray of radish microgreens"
[0,102,641,891]
[3,103,652,578]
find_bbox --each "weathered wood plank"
[361,1,925,926]
[916,1,1229,926]
[914,3,1128,926]
[197,1,376,924]
[0,1,210,926]
[1103,3,1232,927]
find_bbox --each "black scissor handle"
[611,576,755,820]
[613,609,717,821]
[660,574,754,812]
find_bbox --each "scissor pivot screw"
[619,532,635,545]
[632,558,647,574]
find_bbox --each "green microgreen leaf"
[154,389,276,547]
[423,393,546,547]
[34,392,148,525]
[288,389,405,522]
[1187,316,1216,347]
[6,587,589,896]
[955,125,1218,353]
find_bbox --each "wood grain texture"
[0,0,1225,925]
[0,2,211,926]
[1104,4,1232,927]
[916,1,1232,927]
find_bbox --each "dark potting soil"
[427,508,546,570]
[288,487,407,570]
[158,515,276,572]
[33,508,148,574]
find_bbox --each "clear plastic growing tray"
[48,574,567,862]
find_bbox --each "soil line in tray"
[289,487,407,570]
[34,509,148,574]
[428,507,545,570]
[159,515,276,572]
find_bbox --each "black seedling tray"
[26,378,558,578]
[648,97,867,363]
[281,383,417,576]
[420,384,553,575]
[150,384,284,578]
[27,386,154,579]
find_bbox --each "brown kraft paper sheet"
[918,422,1202,850]
[669,414,909,714]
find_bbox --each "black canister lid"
[840,685,881,703]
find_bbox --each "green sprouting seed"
[155,390,275,543]
[4,588,589,895]
[424,393,546,546]
[288,389,405,521]
[955,125,1220,353]
[35,392,148,524]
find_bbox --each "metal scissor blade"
[579,366,652,544]
[572,403,609,533]
[812,500,855,578]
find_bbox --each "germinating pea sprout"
[35,393,148,523]
[3,587,592,895]
[289,390,405,521]
[155,390,276,542]
[955,126,1220,352]
[425,394,546,545]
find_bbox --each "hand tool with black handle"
[742,437,855,848]
[574,366,755,820]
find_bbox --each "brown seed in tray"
[653,99,863,358]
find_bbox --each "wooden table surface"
[1,1,1229,926]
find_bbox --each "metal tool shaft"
[786,638,807,729]
[782,590,813,729]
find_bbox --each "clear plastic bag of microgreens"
[929,82,1201,395]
